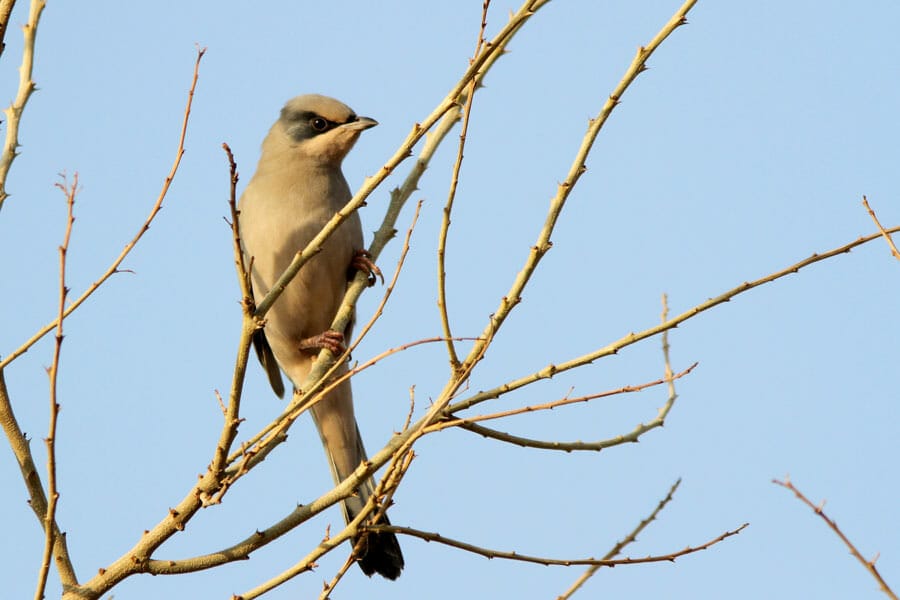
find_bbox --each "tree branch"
[558,478,682,599]
[1,47,206,370]
[0,0,44,213]
[34,174,77,600]
[430,363,696,431]
[437,0,491,374]
[774,477,898,600]
[373,521,747,568]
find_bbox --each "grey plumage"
[238,94,403,580]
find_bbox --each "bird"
[237,94,404,580]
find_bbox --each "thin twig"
[224,142,253,302]
[34,174,76,600]
[430,363,697,432]
[774,477,898,600]
[437,0,491,374]
[317,552,355,600]
[862,196,900,261]
[450,304,689,452]
[558,478,682,600]
[1,47,207,371]
[0,0,44,213]
[375,522,746,568]
[202,141,256,506]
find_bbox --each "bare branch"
[34,174,77,600]
[558,478,682,599]
[774,477,898,600]
[1,47,207,371]
[431,363,697,431]
[223,142,253,303]
[437,0,492,373]
[373,522,747,568]
[0,373,77,586]
[0,0,44,213]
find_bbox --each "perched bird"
[238,94,404,580]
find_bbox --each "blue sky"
[1,2,898,599]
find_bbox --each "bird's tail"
[310,394,405,580]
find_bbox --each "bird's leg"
[349,249,384,286]
[298,330,346,355]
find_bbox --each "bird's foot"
[298,329,346,355]
[350,249,383,286]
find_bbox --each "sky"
[1,1,899,599]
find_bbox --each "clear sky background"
[1,2,898,599]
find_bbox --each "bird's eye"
[311,117,329,132]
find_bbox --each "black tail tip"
[355,529,405,580]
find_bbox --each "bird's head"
[265,94,378,166]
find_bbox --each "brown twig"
[1,47,207,370]
[448,302,691,452]
[317,552,356,600]
[774,477,898,600]
[203,141,257,506]
[862,196,900,261]
[558,478,682,599]
[437,0,491,374]
[375,522,747,568]
[34,174,77,600]
[223,142,253,302]
[430,363,697,432]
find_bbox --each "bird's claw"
[298,329,346,355]
[351,249,383,287]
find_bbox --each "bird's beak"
[343,116,378,131]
